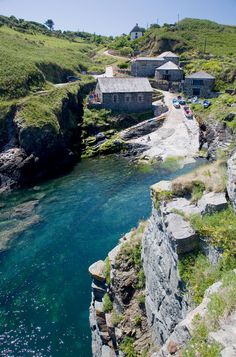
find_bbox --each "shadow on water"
[0,156,205,356]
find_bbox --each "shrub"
[104,257,111,285]
[120,337,136,357]
[103,293,113,313]
[118,61,129,69]
[191,181,205,203]
[134,314,142,327]
[137,294,145,308]
[136,269,146,289]
[190,206,236,258]
[111,310,123,326]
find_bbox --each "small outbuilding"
[131,57,164,77]
[155,61,183,82]
[95,77,153,113]
[130,24,145,40]
[184,71,215,97]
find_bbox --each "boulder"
[165,213,199,254]
[198,192,228,214]
[89,260,106,282]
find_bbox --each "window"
[125,94,132,103]
[112,94,119,103]
[193,79,204,86]
[138,94,144,103]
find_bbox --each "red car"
[183,106,193,119]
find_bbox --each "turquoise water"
[0,157,204,357]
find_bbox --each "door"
[193,88,200,96]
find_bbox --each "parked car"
[67,76,81,82]
[203,100,211,108]
[183,105,193,118]
[192,96,200,104]
[172,98,180,108]
[176,96,186,105]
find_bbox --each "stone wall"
[184,78,215,98]
[155,69,183,82]
[131,59,164,77]
[102,92,153,113]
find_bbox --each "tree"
[45,19,54,31]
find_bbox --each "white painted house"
[130,24,145,40]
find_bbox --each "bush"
[104,257,111,285]
[134,314,142,327]
[120,337,136,357]
[117,61,129,69]
[190,206,236,258]
[136,269,145,289]
[137,294,145,308]
[103,293,113,313]
[111,310,123,326]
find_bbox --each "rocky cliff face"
[0,82,94,192]
[89,162,236,356]
[199,118,235,161]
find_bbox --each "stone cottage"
[95,77,153,113]
[130,24,145,40]
[184,71,215,97]
[131,51,180,78]
[155,61,183,82]
[158,51,180,65]
[131,57,164,77]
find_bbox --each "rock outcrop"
[90,172,234,356]
[200,119,235,161]
[0,81,94,192]
[227,151,236,210]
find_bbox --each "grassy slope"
[0,25,99,99]
[16,78,95,130]
[138,18,236,56]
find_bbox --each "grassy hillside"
[0,14,114,101]
[0,25,97,99]
[138,18,236,56]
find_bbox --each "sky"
[0,0,236,36]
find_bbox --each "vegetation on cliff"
[183,271,236,357]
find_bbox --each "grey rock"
[164,197,201,216]
[120,117,165,141]
[89,260,106,282]
[156,281,223,356]
[221,346,236,357]
[142,208,188,346]
[165,213,199,254]
[198,192,228,214]
[210,311,236,354]
[227,152,236,211]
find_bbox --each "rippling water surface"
[0,157,204,356]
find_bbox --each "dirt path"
[93,65,114,79]
[103,50,129,61]
[128,91,200,162]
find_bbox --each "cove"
[0,156,204,357]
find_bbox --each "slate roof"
[186,71,215,79]
[132,57,164,62]
[97,78,153,93]
[130,24,145,33]
[156,61,181,70]
[158,51,179,58]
